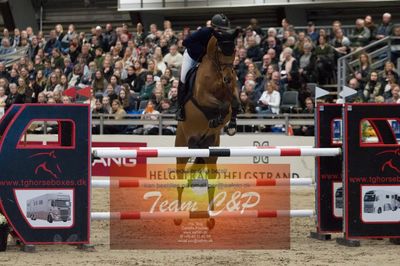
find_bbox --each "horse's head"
[206,29,239,96]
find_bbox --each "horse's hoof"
[227,127,236,136]
[173,218,182,226]
[206,218,215,230]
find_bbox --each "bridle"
[212,40,235,91]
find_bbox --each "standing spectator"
[163,44,183,71]
[391,25,400,65]
[350,19,371,48]
[331,28,351,60]
[314,36,335,85]
[44,30,61,56]
[354,53,371,89]
[280,47,300,90]
[134,23,146,47]
[103,23,117,52]
[294,97,315,136]
[364,15,377,41]
[376,13,393,40]
[28,35,40,60]
[0,38,16,55]
[61,24,77,54]
[307,21,319,43]
[299,42,316,83]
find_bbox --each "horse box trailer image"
[335,187,343,209]
[363,190,400,214]
[26,193,72,223]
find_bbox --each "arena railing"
[91,113,314,135]
[337,36,400,96]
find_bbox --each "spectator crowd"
[0,11,399,134]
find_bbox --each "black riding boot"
[175,81,186,121]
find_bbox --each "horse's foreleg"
[206,157,218,230]
[174,157,188,226]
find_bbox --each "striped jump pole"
[91,210,315,220]
[91,178,313,188]
[92,147,341,159]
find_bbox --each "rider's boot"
[175,81,186,121]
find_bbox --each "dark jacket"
[183,27,214,61]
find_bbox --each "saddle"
[182,66,229,128]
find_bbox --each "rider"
[176,14,231,121]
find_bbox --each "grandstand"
[0,0,399,135]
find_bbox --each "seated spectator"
[102,96,111,113]
[141,100,160,135]
[314,36,335,85]
[294,97,314,136]
[246,36,263,62]
[5,83,24,110]
[147,58,163,78]
[132,60,147,93]
[376,13,393,40]
[0,63,10,80]
[350,18,371,48]
[151,81,165,111]
[103,83,118,103]
[239,91,256,115]
[242,79,260,106]
[68,65,83,88]
[257,81,281,114]
[259,54,272,75]
[363,71,383,102]
[56,74,68,92]
[385,84,400,103]
[37,92,47,104]
[280,47,300,90]
[118,84,137,112]
[347,78,363,102]
[382,70,398,100]
[247,62,263,84]
[140,74,156,100]
[0,86,7,107]
[93,98,107,114]
[264,36,281,58]
[92,70,108,95]
[168,86,178,112]
[244,26,261,48]
[0,38,16,55]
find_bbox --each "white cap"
[96,26,102,30]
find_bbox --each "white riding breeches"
[180,50,197,83]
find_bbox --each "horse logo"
[376,148,400,174]
[29,151,62,178]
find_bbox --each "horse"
[174,30,239,229]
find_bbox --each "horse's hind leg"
[174,125,189,226]
[205,156,218,230]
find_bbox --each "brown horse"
[174,31,238,229]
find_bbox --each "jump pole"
[92,147,341,158]
[91,210,315,220]
[91,178,313,188]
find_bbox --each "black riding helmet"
[211,14,231,30]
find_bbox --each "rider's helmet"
[211,14,231,31]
